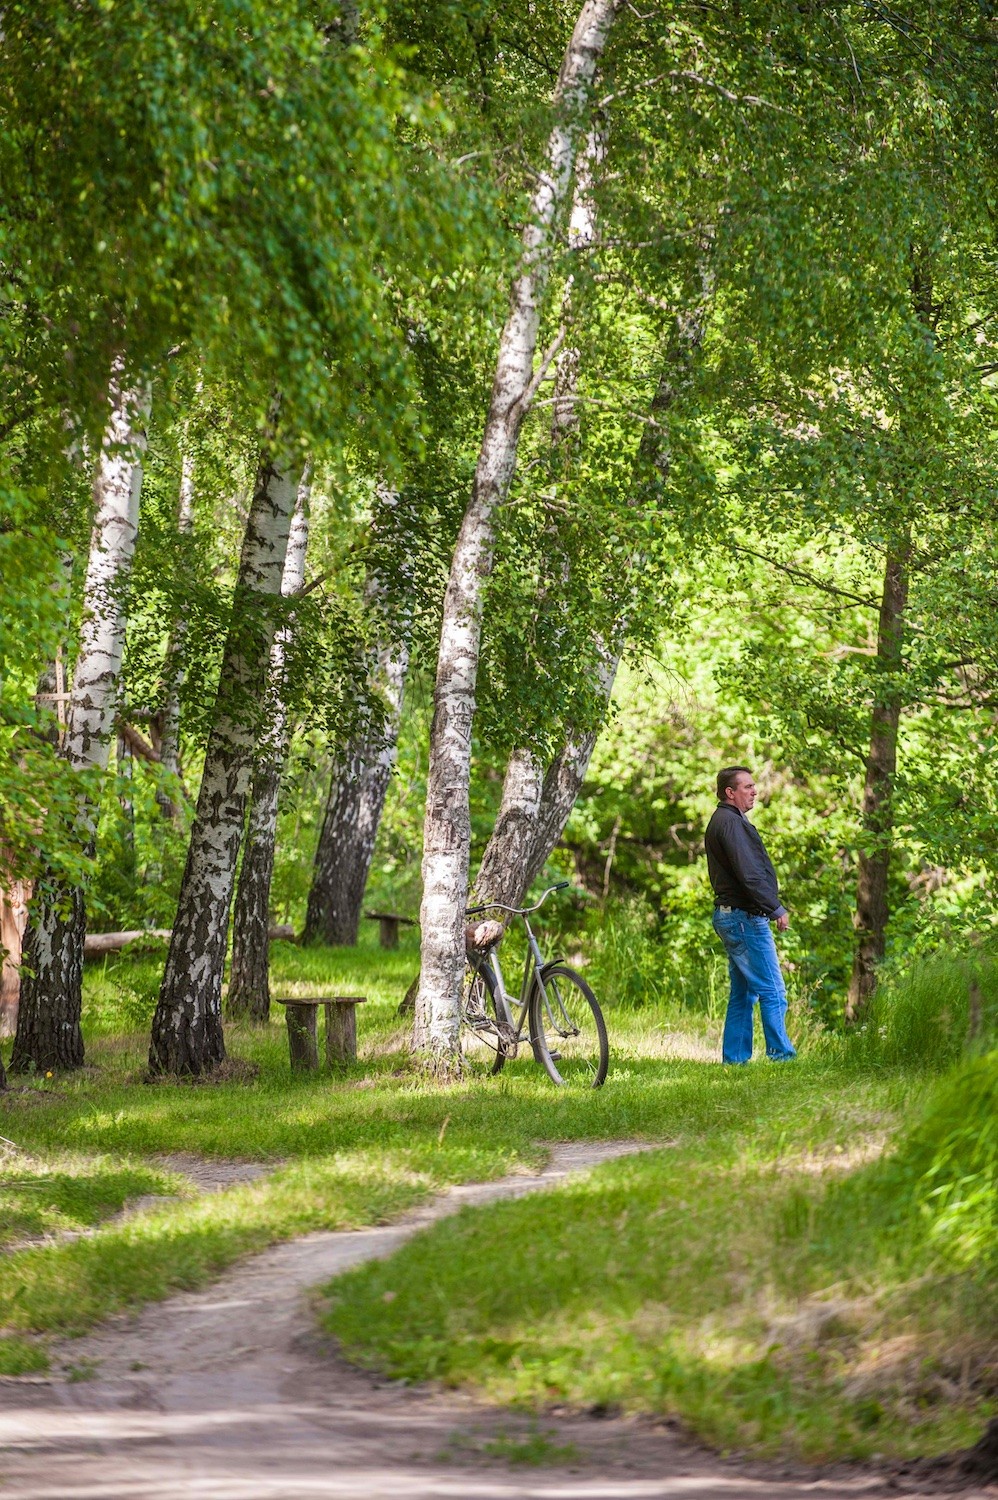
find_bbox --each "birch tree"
[11,377,149,1073]
[227,470,311,1022]
[475,250,715,912]
[415,0,621,1067]
[303,485,414,947]
[149,432,303,1075]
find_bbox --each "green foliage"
[885,1050,998,1270]
[855,951,998,1070]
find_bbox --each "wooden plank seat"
[364,911,417,949]
[273,996,366,1071]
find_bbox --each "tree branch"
[515,327,566,417]
[731,544,878,608]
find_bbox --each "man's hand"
[775,912,790,933]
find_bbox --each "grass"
[438,1425,581,1466]
[0,1152,183,1250]
[320,1057,997,1462]
[1,925,995,1467]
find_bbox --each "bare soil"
[1,1140,994,1500]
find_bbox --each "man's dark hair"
[717,765,751,801]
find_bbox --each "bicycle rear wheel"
[460,961,516,1077]
[529,965,608,1087]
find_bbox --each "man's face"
[725,771,757,813]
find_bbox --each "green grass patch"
[439,1425,581,1466]
[0,1153,182,1251]
[320,1047,996,1464]
[3,931,994,1466]
[0,1335,49,1376]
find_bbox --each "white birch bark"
[155,449,195,822]
[227,470,311,1021]
[149,431,303,1076]
[472,127,604,916]
[12,375,150,1073]
[475,254,715,912]
[415,0,620,1067]
[473,748,545,910]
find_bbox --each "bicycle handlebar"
[465,880,570,918]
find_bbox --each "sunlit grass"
[321,1066,996,1462]
[4,933,994,1465]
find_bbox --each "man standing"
[705,766,796,1065]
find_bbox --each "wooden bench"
[273,997,366,1071]
[364,911,417,949]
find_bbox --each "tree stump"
[325,997,365,1066]
[274,997,366,1070]
[283,1002,319,1072]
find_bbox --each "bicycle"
[460,881,609,1087]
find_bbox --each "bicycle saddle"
[464,919,504,958]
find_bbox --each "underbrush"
[855,949,998,1070]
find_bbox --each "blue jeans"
[712,908,796,1064]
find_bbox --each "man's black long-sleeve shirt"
[704,802,787,920]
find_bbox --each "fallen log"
[84,924,297,958]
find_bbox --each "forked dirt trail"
[1,1140,993,1499]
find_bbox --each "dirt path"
[1,1140,993,1499]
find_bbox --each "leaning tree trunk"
[474,654,620,911]
[415,0,620,1069]
[846,536,910,1020]
[148,434,302,1076]
[303,636,410,947]
[474,256,714,913]
[11,376,149,1074]
[473,128,610,914]
[227,471,311,1022]
[154,448,195,823]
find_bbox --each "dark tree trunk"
[846,538,910,1020]
[303,638,409,946]
[12,886,87,1071]
[227,475,310,1023]
[149,433,302,1076]
[227,758,281,1023]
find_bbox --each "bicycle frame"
[472,887,575,1047]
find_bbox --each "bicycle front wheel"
[529,965,608,1087]
[460,961,516,1078]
